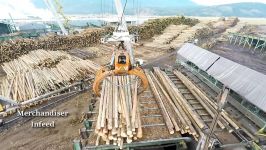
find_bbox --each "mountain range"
[32,1,266,18]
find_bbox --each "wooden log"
[157,69,205,132]
[192,90,226,129]
[136,103,143,138]
[118,76,133,136]
[173,70,239,130]
[154,68,197,135]
[95,135,101,146]
[150,72,181,132]
[114,77,119,128]
[154,68,190,130]
[101,79,108,128]
[131,79,138,131]
[108,77,113,130]
[145,70,175,134]
[96,80,106,131]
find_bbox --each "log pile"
[145,69,201,139]
[144,68,240,141]
[224,17,239,28]
[135,16,198,40]
[0,17,198,64]
[172,69,239,131]
[0,49,100,102]
[144,25,189,49]
[218,23,246,42]
[95,76,142,149]
[0,29,103,64]
[211,17,239,34]
[200,17,240,49]
[169,23,213,48]
[103,16,199,41]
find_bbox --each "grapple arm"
[128,67,148,91]
[93,68,114,96]
[92,67,148,96]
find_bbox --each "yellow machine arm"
[92,51,148,96]
[93,0,148,96]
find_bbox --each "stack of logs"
[104,16,199,40]
[169,23,213,49]
[0,29,103,63]
[210,17,239,34]
[144,25,189,49]
[134,16,199,40]
[0,49,99,102]
[95,76,142,149]
[0,17,199,64]
[145,69,200,139]
[144,68,240,140]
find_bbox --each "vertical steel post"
[203,87,230,150]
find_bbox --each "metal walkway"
[228,32,266,54]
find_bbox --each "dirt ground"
[0,92,91,150]
[81,44,169,66]
[212,42,266,74]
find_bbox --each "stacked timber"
[172,69,239,131]
[218,23,246,42]
[0,49,99,102]
[0,29,103,63]
[104,17,198,41]
[199,17,240,48]
[201,38,218,49]
[211,17,239,34]
[144,68,240,141]
[0,17,198,64]
[224,17,239,27]
[145,69,201,139]
[144,25,189,49]
[136,17,198,40]
[169,23,213,48]
[95,76,142,149]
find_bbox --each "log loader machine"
[92,0,148,96]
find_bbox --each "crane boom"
[44,0,68,35]
[107,0,135,65]
[92,0,148,96]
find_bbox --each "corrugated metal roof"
[178,43,220,71]
[207,57,266,112]
[178,43,266,112]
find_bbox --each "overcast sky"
[0,0,266,19]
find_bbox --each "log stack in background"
[95,76,142,149]
[0,29,103,64]
[0,49,100,102]
[144,25,189,49]
[169,23,213,48]
[210,17,239,34]
[0,17,198,64]
[133,16,199,40]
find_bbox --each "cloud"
[191,0,266,6]
[0,0,52,19]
